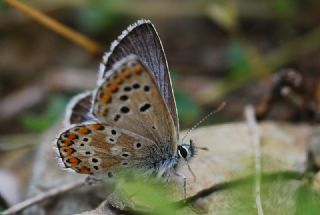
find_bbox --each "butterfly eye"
[178,146,189,159]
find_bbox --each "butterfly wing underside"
[65,91,94,126]
[99,20,179,135]
[92,55,177,155]
[58,21,181,176]
[57,123,157,175]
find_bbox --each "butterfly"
[56,19,194,182]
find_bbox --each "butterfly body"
[56,20,194,180]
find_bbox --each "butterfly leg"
[85,175,103,185]
[174,172,187,200]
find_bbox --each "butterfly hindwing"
[57,123,157,175]
[92,55,177,154]
[99,20,179,136]
[65,91,94,126]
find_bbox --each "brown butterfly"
[56,20,195,183]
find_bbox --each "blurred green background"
[0,0,320,132]
[1,0,320,214]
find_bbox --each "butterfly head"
[177,139,195,161]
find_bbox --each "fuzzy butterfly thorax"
[56,20,194,180]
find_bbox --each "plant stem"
[4,0,102,56]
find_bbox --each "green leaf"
[75,0,121,34]
[174,89,200,127]
[226,41,253,80]
[0,0,10,12]
[272,0,298,19]
[169,71,200,127]
[295,184,320,215]
[116,173,186,215]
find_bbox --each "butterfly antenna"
[182,101,226,141]
[187,162,197,182]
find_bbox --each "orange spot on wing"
[99,92,105,99]
[68,134,77,140]
[91,124,104,130]
[116,77,124,85]
[123,69,132,79]
[78,127,91,135]
[67,157,81,167]
[79,166,91,174]
[133,65,143,74]
[65,148,75,155]
[108,83,118,93]
[60,139,74,147]
[101,93,112,103]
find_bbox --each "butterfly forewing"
[57,123,158,175]
[92,55,177,154]
[99,20,179,136]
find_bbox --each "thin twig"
[4,0,102,56]
[1,180,86,215]
[245,105,264,215]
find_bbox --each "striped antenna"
[182,101,226,141]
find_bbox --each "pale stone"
[23,121,310,214]
[176,122,309,214]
